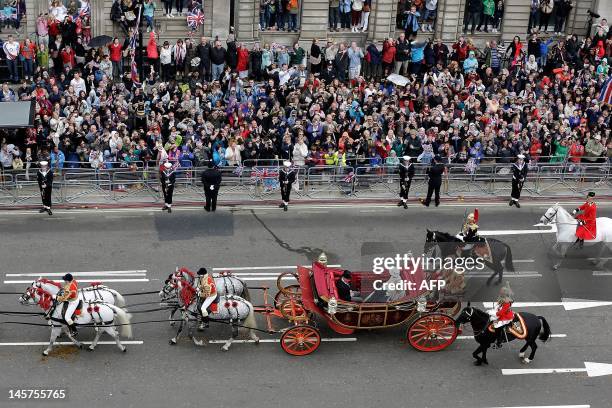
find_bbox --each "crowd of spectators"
[0,0,610,180]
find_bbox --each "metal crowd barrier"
[0,161,609,206]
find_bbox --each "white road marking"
[0,341,144,346]
[592,271,612,276]
[487,405,589,408]
[4,278,149,284]
[502,362,612,377]
[482,300,612,311]
[456,334,567,340]
[465,272,542,278]
[213,265,341,271]
[105,215,153,219]
[297,211,330,214]
[42,217,75,220]
[514,259,536,263]
[480,225,557,236]
[5,270,147,277]
[207,338,357,344]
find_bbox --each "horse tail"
[243,302,258,332]
[538,316,551,342]
[504,244,515,272]
[241,282,251,302]
[106,288,125,308]
[107,304,133,339]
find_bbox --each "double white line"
[4,270,149,285]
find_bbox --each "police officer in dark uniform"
[397,156,415,209]
[421,155,445,207]
[201,160,222,212]
[160,162,176,213]
[37,161,53,215]
[509,154,528,208]
[278,160,296,211]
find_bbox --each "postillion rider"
[572,191,597,248]
[55,273,79,337]
[196,268,218,327]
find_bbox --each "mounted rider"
[572,191,597,248]
[196,268,218,327]
[56,273,79,336]
[456,209,484,256]
[488,281,515,349]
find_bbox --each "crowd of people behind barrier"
[0,1,610,186]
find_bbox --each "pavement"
[0,201,611,408]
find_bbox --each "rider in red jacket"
[489,282,514,348]
[573,191,597,248]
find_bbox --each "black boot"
[494,327,504,348]
[397,200,404,207]
[579,239,584,249]
[509,200,513,206]
[69,324,78,337]
[515,201,520,208]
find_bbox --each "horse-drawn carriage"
[263,259,462,356]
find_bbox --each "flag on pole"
[599,77,612,105]
[129,6,142,85]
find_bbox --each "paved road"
[0,202,611,408]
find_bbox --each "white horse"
[539,204,612,270]
[22,278,125,307]
[169,277,259,351]
[19,282,132,356]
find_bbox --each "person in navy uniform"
[509,154,528,208]
[160,161,176,213]
[335,270,353,302]
[420,155,445,207]
[201,161,222,212]
[37,161,53,215]
[397,156,415,209]
[278,160,296,211]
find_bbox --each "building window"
[258,0,301,33]
[329,0,372,32]
[397,0,438,34]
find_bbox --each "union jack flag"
[599,76,612,105]
[186,10,205,30]
[233,165,244,176]
[343,171,355,183]
[129,6,142,85]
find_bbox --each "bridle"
[460,307,489,337]
[541,207,559,224]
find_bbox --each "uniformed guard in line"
[37,161,53,215]
[397,156,415,209]
[202,161,222,212]
[572,191,597,248]
[56,273,79,336]
[279,160,296,211]
[160,162,176,213]
[509,154,528,208]
[196,268,218,328]
[420,155,445,207]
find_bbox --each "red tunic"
[496,302,514,321]
[576,202,597,240]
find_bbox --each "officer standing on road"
[37,161,53,215]
[397,156,415,209]
[202,161,222,212]
[509,154,528,208]
[279,160,296,211]
[160,162,176,213]
[420,155,445,207]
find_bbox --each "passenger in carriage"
[336,270,361,302]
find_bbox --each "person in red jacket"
[109,37,124,80]
[488,282,514,348]
[60,45,76,70]
[572,191,597,248]
[236,43,250,78]
[381,38,396,75]
[452,36,468,63]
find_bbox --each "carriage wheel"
[277,273,301,296]
[279,299,308,322]
[274,284,302,308]
[280,325,321,356]
[407,313,458,352]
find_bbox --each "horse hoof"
[42,350,49,356]
[87,346,94,352]
[253,337,260,345]
[122,347,127,353]
[78,344,83,350]
[522,358,531,364]
[519,352,525,358]
[170,322,176,327]
[169,339,177,345]
[221,346,229,352]
[552,265,559,271]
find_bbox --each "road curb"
[1,195,610,211]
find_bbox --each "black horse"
[424,230,515,285]
[455,304,551,366]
